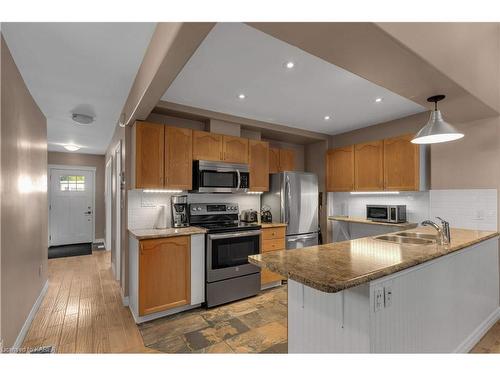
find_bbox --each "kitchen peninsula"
[249,227,500,353]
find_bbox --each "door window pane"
[60,175,85,191]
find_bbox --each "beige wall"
[47,152,106,240]
[1,36,48,347]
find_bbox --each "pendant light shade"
[411,95,464,144]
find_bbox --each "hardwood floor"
[21,250,500,354]
[22,250,153,353]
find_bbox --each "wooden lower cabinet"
[260,227,286,286]
[139,236,191,316]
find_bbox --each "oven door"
[366,205,389,221]
[207,230,261,282]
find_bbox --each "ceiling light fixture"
[238,94,246,100]
[284,61,295,69]
[64,144,81,152]
[412,95,464,144]
[375,98,383,103]
[72,113,94,125]
[324,115,331,121]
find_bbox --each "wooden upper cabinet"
[223,135,249,164]
[326,146,355,192]
[139,236,191,316]
[135,121,164,189]
[279,149,295,171]
[192,130,223,161]
[249,140,269,192]
[384,134,419,191]
[269,148,280,174]
[354,140,384,191]
[165,126,192,190]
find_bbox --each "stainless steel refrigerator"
[262,172,319,249]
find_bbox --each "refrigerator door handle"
[284,176,291,224]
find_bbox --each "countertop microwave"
[191,160,249,193]
[366,205,407,223]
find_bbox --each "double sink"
[374,232,438,245]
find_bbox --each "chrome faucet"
[421,217,451,245]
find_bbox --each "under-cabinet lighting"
[350,191,400,195]
[247,191,263,195]
[143,189,183,193]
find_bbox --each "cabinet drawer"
[262,238,285,253]
[261,268,284,285]
[262,227,286,241]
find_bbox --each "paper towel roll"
[154,204,168,229]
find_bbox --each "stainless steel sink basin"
[393,232,439,241]
[374,235,435,245]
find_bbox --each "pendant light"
[411,95,464,144]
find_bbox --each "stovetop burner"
[196,221,261,233]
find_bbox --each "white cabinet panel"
[190,234,205,305]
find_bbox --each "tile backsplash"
[328,189,498,230]
[430,189,497,231]
[127,190,261,230]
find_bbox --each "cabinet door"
[326,146,354,192]
[249,140,269,192]
[223,135,249,164]
[354,140,384,191]
[261,229,285,286]
[384,134,419,191]
[165,126,192,190]
[279,149,295,171]
[139,236,190,316]
[135,121,164,188]
[269,147,280,174]
[192,130,223,161]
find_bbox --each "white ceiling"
[163,23,426,135]
[2,22,156,154]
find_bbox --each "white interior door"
[49,168,94,246]
[105,158,112,251]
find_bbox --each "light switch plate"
[384,285,393,307]
[374,288,384,312]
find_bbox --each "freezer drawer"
[286,232,319,250]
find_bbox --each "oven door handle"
[208,230,262,240]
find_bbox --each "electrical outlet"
[384,286,393,307]
[374,288,384,312]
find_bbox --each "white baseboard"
[11,280,49,351]
[122,296,129,307]
[454,307,500,353]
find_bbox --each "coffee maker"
[171,195,189,228]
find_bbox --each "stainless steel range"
[189,202,261,308]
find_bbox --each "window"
[60,175,85,191]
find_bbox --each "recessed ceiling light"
[324,115,331,121]
[238,93,246,100]
[375,97,383,103]
[64,144,81,152]
[284,61,295,69]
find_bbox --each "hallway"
[22,251,153,353]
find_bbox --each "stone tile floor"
[138,285,288,353]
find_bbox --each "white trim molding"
[11,280,49,351]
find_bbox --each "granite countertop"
[260,223,287,228]
[329,216,418,228]
[249,227,499,293]
[128,226,207,240]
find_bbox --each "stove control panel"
[189,203,239,216]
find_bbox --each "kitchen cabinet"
[354,140,384,191]
[384,134,419,191]
[139,236,190,316]
[326,146,355,192]
[269,147,280,173]
[249,140,270,192]
[192,130,223,161]
[165,126,192,190]
[222,135,249,164]
[269,147,295,173]
[279,149,295,171]
[134,121,164,189]
[261,227,286,286]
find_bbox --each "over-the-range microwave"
[366,205,407,223]
[191,160,249,193]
